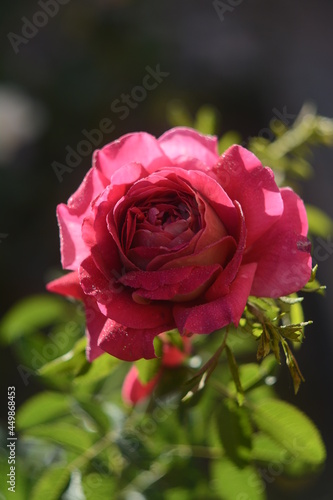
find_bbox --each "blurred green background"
[1,1,333,498]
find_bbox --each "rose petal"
[46,273,105,361]
[120,264,221,302]
[57,167,108,271]
[95,132,169,179]
[214,145,284,247]
[83,297,108,361]
[158,127,219,167]
[173,263,257,335]
[122,366,160,405]
[79,256,174,330]
[205,201,247,300]
[98,318,166,361]
[46,271,83,300]
[245,188,312,297]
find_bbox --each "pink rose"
[122,337,191,406]
[47,127,311,361]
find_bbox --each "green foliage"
[30,465,71,500]
[211,459,265,500]
[16,392,72,430]
[252,399,326,467]
[306,204,333,237]
[0,295,70,345]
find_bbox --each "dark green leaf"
[225,344,244,405]
[215,399,252,465]
[256,326,271,361]
[280,341,305,394]
[166,100,193,128]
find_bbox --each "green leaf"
[38,337,88,387]
[280,340,305,394]
[218,131,242,153]
[225,344,244,405]
[0,295,68,345]
[30,464,71,500]
[24,422,95,454]
[251,433,289,463]
[74,352,120,389]
[165,488,190,500]
[251,433,324,478]
[215,399,252,465]
[211,458,266,500]
[17,392,71,430]
[135,357,161,385]
[306,204,333,237]
[82,473,116,499]
[166,100,193,128]
[252,399,326,466]
[194,105,218,135]
[75,400,111,434]
[229,355,277,395]
[256,326,271,361]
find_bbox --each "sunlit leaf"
[251,433,320,478]
[218,131,242,153]
[211,458,266,500]
[251,432,288,463]
[229,355,277,395]
[30,464,71,500]
[252,399,326,466]
[194,105,219,135]
[135,357,161,385]
[82,473,116,499]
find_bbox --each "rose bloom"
[47,127,311,361]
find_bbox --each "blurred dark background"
[0,0,332,498]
